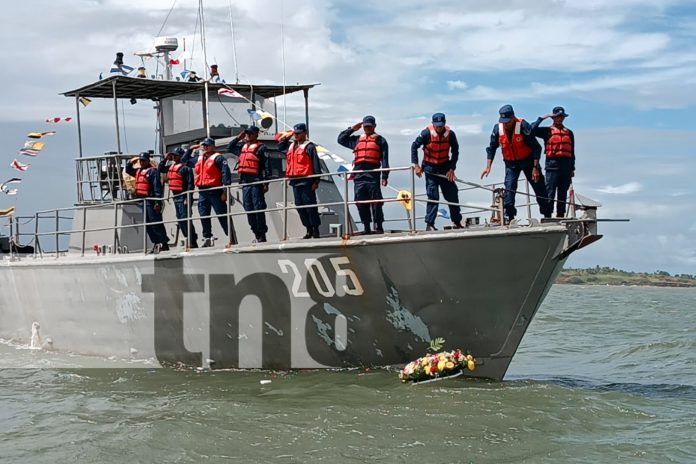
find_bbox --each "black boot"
[374,223,384,234]
[312,225,321,238]
[159,242,170,251]
[190,239,199,249]
[303,227,313,239]
[258,233,267,243]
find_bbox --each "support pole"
[303,89,309,132]
[112,79,122,154]
[75,95,83,158]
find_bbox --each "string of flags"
[2,107,83,206]
[46,117,72,124]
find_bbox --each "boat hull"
[1,226,568,380]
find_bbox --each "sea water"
[0,285,694,463]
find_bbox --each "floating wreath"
[399,346,476,383]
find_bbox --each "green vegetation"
[557,266,696,287]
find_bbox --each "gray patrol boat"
[0,71,603,380]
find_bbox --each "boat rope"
[155,0,178,38]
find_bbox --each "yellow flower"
[437,360,446,371]
[445,361,454,369]
[466,354,473,361]
[467,359,476,371]
[421,358,429,367]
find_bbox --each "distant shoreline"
[557,268,696,288]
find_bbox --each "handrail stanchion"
[9,217,14,260]
[33,212,39,258]
[113,201,119,254]
[142,199,147,254]
[525,180,532,219]
[282,178,288,241]
[410,165,416,233]
[81,207,87,257]
[55,209,59,258]
[187,191,192,249]
[342,172,349,237]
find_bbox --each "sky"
[0,0,694,274]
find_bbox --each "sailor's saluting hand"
[351,122,363,132]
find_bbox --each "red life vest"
[423,124,451,165]
[195,153,223,188]
[286,141,313,178]
[498,119,532,161]
[168,163,185,193]
[135,167,152,197]
[354,134,382,165]
[238,142,263,175]
[545,126,573,159]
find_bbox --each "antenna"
[280,0,287,125]
[228,0,240,84]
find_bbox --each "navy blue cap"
[138,151,150,160]
[552,106,569,117]
[244,126,260,134]
[362,115,376,127]
[293,123,307,134]
[201,137,215,146]
[170,148,184,157]
[498,104,515,123]
[431,113,446,127]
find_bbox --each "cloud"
[446,80,468,90]
[595,182,643,194]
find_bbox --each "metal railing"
[1,165,580,260]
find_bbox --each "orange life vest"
[135,167,152,197]
[423,124,451,165]
[168,163,185,193]
[194,153,223,188]
[238,142,263,175]
[286,141,313,178]
[545,126,573,159]
[498,119,532,161]
[354,134,382,165]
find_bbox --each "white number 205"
[278,257,364,298]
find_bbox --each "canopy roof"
[62,75,318,100]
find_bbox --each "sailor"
[159,148,198,248]
[126,152,170,252]
[193,137,233,247]
[480,104,553,223]
[276,123,322,239]
[226,126,271,242]
[187,71,203,82]
[531,106,575,218]
[337,115,389,234]
[411,113,463,230]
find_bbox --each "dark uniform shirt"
[126,160,163,198]
[226,136,272,182]
[337,127,390,181]
[183,149,233,186]
[411,128,460,171]
[157,159,195,192]
[485,120,542,162]
[530,118,576,172]
[277,138,323,186]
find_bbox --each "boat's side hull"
[0,227,568,380]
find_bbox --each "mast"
[200,0,211,138]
